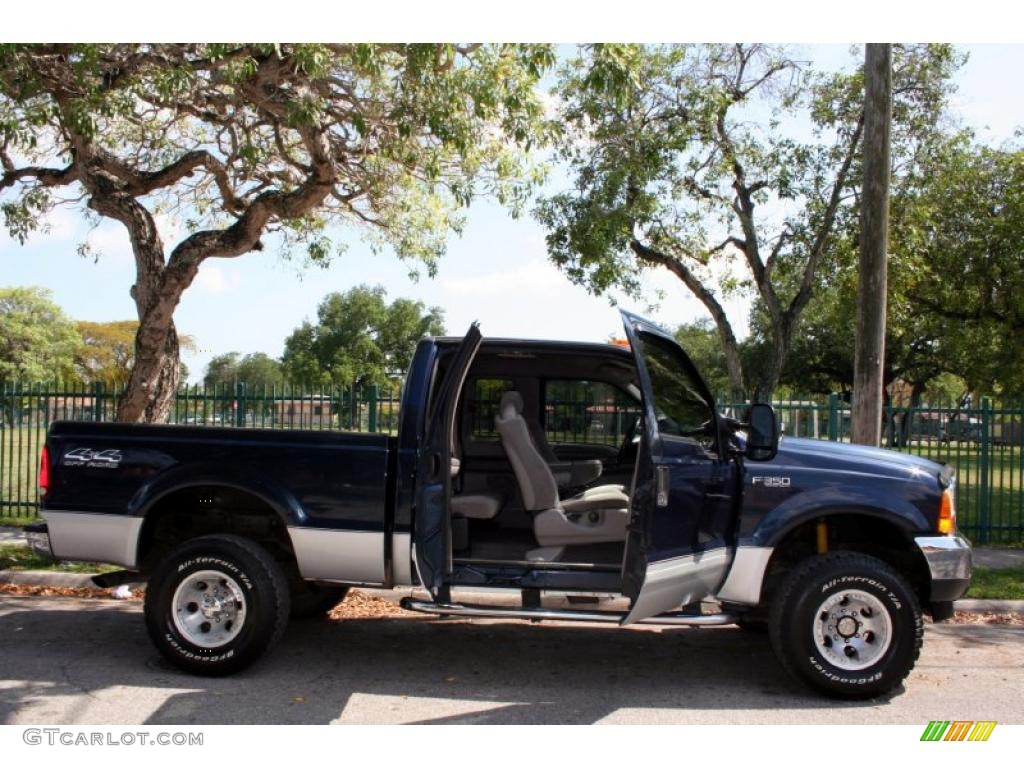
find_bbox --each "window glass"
[544,380,640,447]
[637,333,716,451]
[466,378,514,440]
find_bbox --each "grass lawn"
[965,566,1024,600]
[0,543,119,574]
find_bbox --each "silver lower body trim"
[287,527,385,585]
[41,511,142,568]
[715,545,774,606]
[915,535,973,581]
[391,532,413,586]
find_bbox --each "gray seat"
[494,392,630,553]
[450,494,501,520]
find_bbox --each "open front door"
[619,311,737,624]
[414,323,482,599]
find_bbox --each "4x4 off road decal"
[62,448,123,468]
[920,721,996,741]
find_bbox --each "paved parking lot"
[1,594,1022,725]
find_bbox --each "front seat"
[494,392,630,556]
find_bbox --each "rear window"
[466,378,515,440]
[543,380,640,447]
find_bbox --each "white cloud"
[440,258,569,298]
[85,224,133,266]
[194,262,240,295]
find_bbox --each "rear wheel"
[144,534,290,676]
[769,552,923,699]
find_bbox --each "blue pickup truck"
[32,311,971,699]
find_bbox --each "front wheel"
[144,534,291,676]
[769,552,923,699]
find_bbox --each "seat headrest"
[498,391,524,420]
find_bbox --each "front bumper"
[914,535,972,602]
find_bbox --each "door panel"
[618,310,736,623]
[414,324,482,598]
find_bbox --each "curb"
[3,570,1022,614]
[0,569,104,589]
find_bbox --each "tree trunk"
[116,258,200,422]
[717,324,746,402]
[117,320,180,422]
[852,44,892,447]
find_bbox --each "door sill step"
[399,598,737,626]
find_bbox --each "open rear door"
[618,310,735,624]
[414,323,482,599]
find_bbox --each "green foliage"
[538,44,960,398]
[0,286,80,381]
[0,44,553,262]
[674,320,732,396]
[203,352,284,389]
[74,320,138,386]
[777,136,1024,399]
[280,285,445,387]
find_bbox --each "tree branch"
[0,162,79,192]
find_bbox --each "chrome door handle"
[656,466,670,507]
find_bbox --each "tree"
[899,138,1024,396]
[778,135,1024,402]
[0,43,553,421]
[76,320,195,386]
[538,43,958,400]
[0,286,80,381]
[203,352,284,389]
[281,285,444,388]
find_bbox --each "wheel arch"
[132,466,307,572]
[757,508,933,611]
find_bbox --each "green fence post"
[979,396,991,545]
[368,384,378,433]
[350,384,358,431]
[828,393,839,442]
[93,381,104,422]
[235,382,246,428]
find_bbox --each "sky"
[3,44,1024,383]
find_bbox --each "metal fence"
[1,381,1021,543]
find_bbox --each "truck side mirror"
[745,403,779,462]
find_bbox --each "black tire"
[290,583,349,619]
[144,534,290,676]
[768,552,923,699]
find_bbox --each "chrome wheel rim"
[813,589,892,671]
[172,570,246,648]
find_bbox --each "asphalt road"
[1,594,1021,725]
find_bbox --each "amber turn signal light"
[938,488,956,535]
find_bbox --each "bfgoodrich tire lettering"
[769,552,923,699]
[144,534,290,676]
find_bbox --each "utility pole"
[852,43,892,446]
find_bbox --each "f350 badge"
[751,475,791,488]
[62,448,124,468]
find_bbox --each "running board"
[399,598,737,627]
